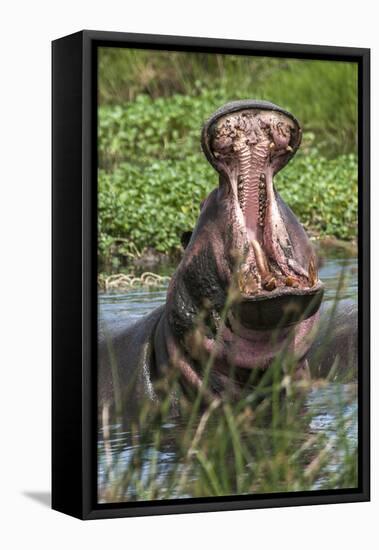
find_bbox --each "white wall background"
[0,1,376,547]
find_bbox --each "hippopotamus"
[99,100,357,417]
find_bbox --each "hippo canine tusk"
[251,239,271,281]
[308,257,318,287]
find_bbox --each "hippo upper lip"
[201,99,302,173]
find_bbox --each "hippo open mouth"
[99,99,352,409]
[201,100,324,330]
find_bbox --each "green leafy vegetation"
[98,48,358,267]
[98,148,357,263]
[276,150,358,240]
[99,50,357,156]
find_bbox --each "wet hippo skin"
[99,100,357,414]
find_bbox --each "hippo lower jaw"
[232,283,324,330]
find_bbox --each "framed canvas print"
[52,30,370,519]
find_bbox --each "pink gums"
[240,139,269,241]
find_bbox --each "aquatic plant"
[98,150,357,265]
[97,50,358,268]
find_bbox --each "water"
[98,255,358,502]
[99,256,358,326]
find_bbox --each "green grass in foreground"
[99,359,357,502]
[98,273,357,502]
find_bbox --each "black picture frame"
[52,30,370,520]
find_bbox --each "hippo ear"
[200,195,211,211]
[180,231,193,249]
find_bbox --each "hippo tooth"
[308,257,318,287]
[238,271,259,295]
[251,239,270,279]
[263,276,276,291]
[285,275,297,287]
